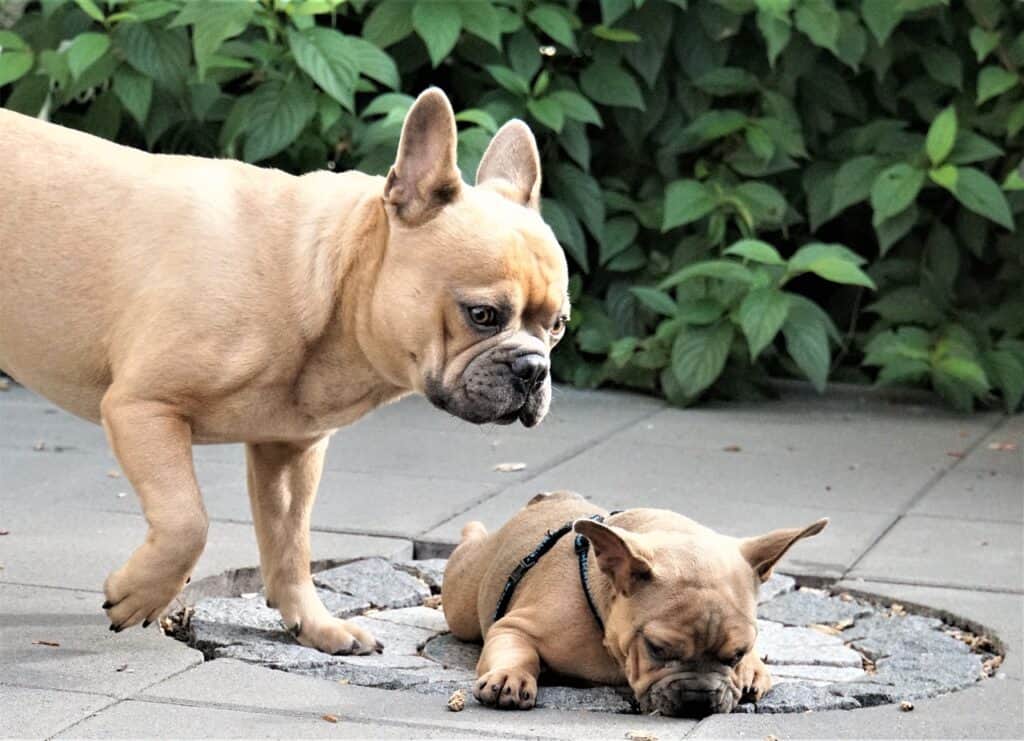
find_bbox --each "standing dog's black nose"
[511,354,548,391]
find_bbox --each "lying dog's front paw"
[734,653,772,702]
[474,667,537,710]
[292,616,381,656]
[103,545,192,631]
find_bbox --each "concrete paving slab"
[0,583,203,697]
[0,685,114,739]
[422,482,897,578]
[0,502,411,591]
[848,515,1023,592]
[835,579,1024,679]
[689,677,1024,739]
[55,699,487,739]
[0,404,110,454]
[909,467,1023,522]
[140,659,689,740]
[956,420,1023,477]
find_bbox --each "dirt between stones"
[166,557,1004,715]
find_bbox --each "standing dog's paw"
[474,667,537,710]
[733,653,772,702]
[291,616,381,656]
[103,545,191,631]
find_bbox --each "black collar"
[492,513,616,632]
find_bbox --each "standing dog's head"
[366,88,568,428]
[574,512,828,717]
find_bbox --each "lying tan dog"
[0,88,569,655]
[443,491,827,716]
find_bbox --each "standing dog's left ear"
[476,120,542,210]
[384,88,462,224]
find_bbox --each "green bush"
[2,0,1021,412]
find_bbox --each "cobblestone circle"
[174,558,998,714]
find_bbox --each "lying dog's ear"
[384,87,462,223]
[574,519,653,595]
[740,518,828,583]
[475,120,542,210]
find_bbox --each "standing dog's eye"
[468,306,499,327]
[551,315,568,337]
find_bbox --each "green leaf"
[630,287,677,317]
[935,355,990,395]
[112,65,152,125]
[485,65,529,96]
[739,288,791,359]
[863,327,932,366]
[347,37,400,89]
[787,242,876,288]
[593,25,641,43]
[723,238,785,265]
[876,356,931,385]
[985,349,1024,413]
[542,198,588,272]
[66,32,110,79]
[171,0,253,80]
[969,27,1001,63]
[454,108,497,133]
[671,322,735,398]
[684,110,749,142]
[948,130,1003,165]
[976,65,1019,105]
[756,10,791,67]
[744,125,775,162]
[951,167,1015,230]
[831,155,885,217]
[795,0,840,54]
[601,0,633,26]
[287,28,357,112]
[527,96,564,132]
[242,78,316,162]
[734,182,788,226]
[0,31,34,88]
[363,0,415,48]
[870,163,925,221]
[662,180,716,231]
[873,204,919,255]
[600,216,638,265]
[866,286,945,326]
[74,0,105,22]
[580,57,644,110]
[459,1,502,49]
[659,260,755,290]
[925,106,957,166]
[412,0,462,67]
[782,298,831,391]
[676,298,726,325]
[548,163,605,241]
[929,164,958,191]
[921,45,962,90]
[861,0,902,45]
[835,10,867,70]
[693,67,760,96]
[549,90,602,126]
[527,4,577,51]
[115,22,190,93]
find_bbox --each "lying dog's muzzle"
[638,670,742,718]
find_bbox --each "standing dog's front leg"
[246,438,380,655]
[101,393,208,631]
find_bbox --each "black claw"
[109,623,123,633]
[185,576,191,584]
[288,620,302,638]
[503,686,512,695]
[142,620,151,629]
[374,640,384,654]
[102,600,113,610]
[265,599,276,609]
[350,639,363,653]
[521,689,531,701]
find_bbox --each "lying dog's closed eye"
[442,491,827,717]
[0,88,568,654]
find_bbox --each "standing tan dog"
[443,491,827,716]
[0,88,569,655]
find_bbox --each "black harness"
[492,513,617,632]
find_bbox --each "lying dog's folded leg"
[474,621,541,710]
[733,649,772,702]
[100,395,209,631]
[245,438,378,655]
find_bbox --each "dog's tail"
[460,520,488,543]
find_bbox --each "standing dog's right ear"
[384,88,462,224]
[475,120,542,211]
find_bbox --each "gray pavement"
[1,380,1022,739]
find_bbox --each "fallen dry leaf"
[946,451,965,459]
[899,700,914,712]
[809,623,842,637]
[424,595,443,609]
[838,592,853,602]
[0,530,9,536]
[336,678,350,686]
[625,732,658,741]
[890,603,906,616]
[447,689,466,712]
[493,462,527,473]
[982,655,1004,677]
[834,618,854,631]
[722,445,742,452]
[321,714,338,723]
[33,441,47,451]
[987,441,1018,452]
[764,736,780,741]
[32,640,60,647]
[115,664,129,672]
[0,378,8,391]
[107,469,121,478]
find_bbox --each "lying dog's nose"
[511,354,548,391]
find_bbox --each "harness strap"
[492,512,621,632]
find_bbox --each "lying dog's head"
[574,512,828,717]
[367,88,568,428]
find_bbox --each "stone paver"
[2,380,1018,738]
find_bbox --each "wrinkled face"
[372,185,569,428]
[604,544,759,717]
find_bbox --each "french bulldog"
[0,88,569,655]
[443,491,827,717]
